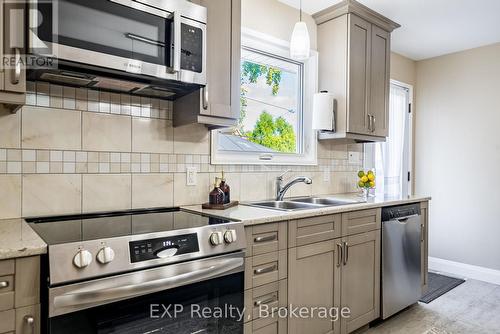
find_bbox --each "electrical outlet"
[186,167,197,186]
[348,152,361,164]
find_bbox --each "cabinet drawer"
[289,214,341,247]
[245,223,287,257]
[0,260,14,276]
[244,280,287,323]
[244,316,287,334]
[245,250,287,290]
[0,276,14,312]
[0,309,15,333]
[15,304,40,334]
[342,208,381,236]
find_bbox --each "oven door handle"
[52,257,243,313]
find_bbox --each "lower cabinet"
[420,201,429,293]
[340,231,380,334]
[288,239,341,334]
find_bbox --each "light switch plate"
[186,167,197,186]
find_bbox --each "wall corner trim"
[429,256,500,286]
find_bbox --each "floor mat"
[419,272,465,303]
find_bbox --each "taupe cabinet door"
[288,239,341,334]
[421,201,429,293]
[195,0,240,119]
[1,0,25,93]
[340,231,380,334]
[347,14,371,136]
[369,25,390,137]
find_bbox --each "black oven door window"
[37,0,168,66]
[48,272,243,334]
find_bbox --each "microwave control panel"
[129,233,199,263]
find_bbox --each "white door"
[365,81,412,197]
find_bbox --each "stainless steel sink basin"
[290,197,365,206]
[244,200,325,211]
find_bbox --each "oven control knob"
[209,232,223,246]
[96,246,115,264]
[73,250,93,268]
[224,230,237,244]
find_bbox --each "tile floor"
[364,279,500,334]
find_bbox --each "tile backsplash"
[0,82,363,219]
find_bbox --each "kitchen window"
[211,29,317,165]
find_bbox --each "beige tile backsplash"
[0,82,363,219]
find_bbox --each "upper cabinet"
[174,0,241,128]
[314,0,399,142]
[0,0,26,113]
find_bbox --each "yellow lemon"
[357,170,365,178]
[358,181,365,188]
[368,174,375,181]
[369,181,375,188]
[361,175,369,183]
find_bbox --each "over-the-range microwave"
[28,0,207,99]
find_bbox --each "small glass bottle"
[209,178,224,205]
[219,171,230,204]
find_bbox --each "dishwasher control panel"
[382,203,421,221]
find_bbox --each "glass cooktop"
[26,208,234,245]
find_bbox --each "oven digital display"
[129,233,199,263]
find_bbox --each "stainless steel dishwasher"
[381,203,422,319]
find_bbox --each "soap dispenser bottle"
[219,171,230,204]
[209,178,224,205]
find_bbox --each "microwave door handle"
[170,11,181,73]
[125,33,166,47]
[52,257,243,311]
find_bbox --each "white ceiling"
[278,0,500,60]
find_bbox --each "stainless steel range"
[27,207,246,334]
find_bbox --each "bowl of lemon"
[357,170,376,198]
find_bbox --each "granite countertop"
[183,193,431,226]
[0,219,47,260]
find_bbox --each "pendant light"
[290,0,310,60]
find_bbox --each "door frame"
[364,79,413,196]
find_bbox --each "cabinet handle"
[12,48,21,85]
[202,86,209,110]
[421,224,425,242]
[367,114,372,131]
[254,264,277,275]
[254,235,277,243]
[0,281,9,289]
[343,242,349,265]
[24,315,35,334]
[336,243,343,267]
[254,295,278,307]
[372,116,376,132]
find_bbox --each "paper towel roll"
[312,91,336,131]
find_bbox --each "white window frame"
[210,28,318,165]
[364,79,413,196]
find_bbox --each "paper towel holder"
[314,90,337,134]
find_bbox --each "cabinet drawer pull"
[372,116,376,132]
[202,86,209,110]
[0,281,9,288]
[421,224,425,242]
[24,315,35,334]
[254,264,277,275]
[336,243,343,267]
[254,235,277,243]
[254,295,278,307]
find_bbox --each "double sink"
[244,196,366,212]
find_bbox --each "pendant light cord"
[299,0,302,22]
